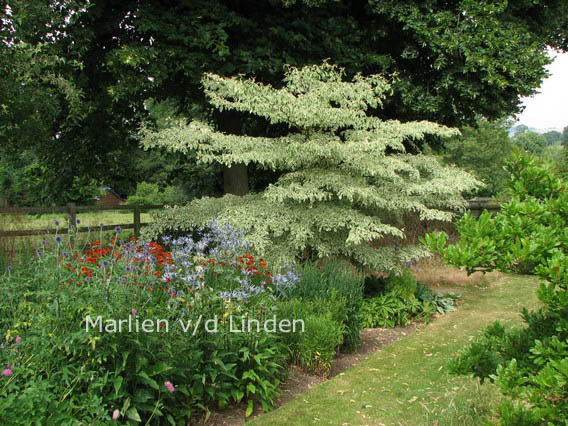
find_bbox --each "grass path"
[250,275,540,426]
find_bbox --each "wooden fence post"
[133,205,141,238]
[67,202,77,230]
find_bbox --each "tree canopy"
[1,0,567,203]
[442,120,514,197]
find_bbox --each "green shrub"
[127,181,164,205]
[385,269,417,300]
[425,151,568,425]
[297,314,343,375]
[360,293,429,328]
[162,185,189,205]
[283,260,364,351]
[276,298,344,375]
[360,279,458,328]
[128,182,190,206]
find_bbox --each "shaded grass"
[0,210,154,231]
[249,275,540,426]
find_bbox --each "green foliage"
[542,130,562,146]
[512,131,548,154]
[127,182,191,206]
[359,279,457,329]
[3,0,567,204]
[385,270,418,300]
[142,63,480,272]
[0,225,290,423]
[442,120,514,197]
[275,299,343,375]
[361,293,422,328]
[415,282,461,315]
[425,151,568,425]
[127,182,164,205]
[280,260,364,351]
[297,314,343,375]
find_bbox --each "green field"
[0,210,158,264]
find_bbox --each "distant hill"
[509,124,565,137]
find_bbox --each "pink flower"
[131,309,137,316]
[112,409,120,420]
[2,368,13,376]
[164,380,175,393]
[15,336,21,343]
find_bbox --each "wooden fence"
[0,203,164,238]
[0,198,505,240]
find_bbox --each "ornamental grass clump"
[141,62,480,272]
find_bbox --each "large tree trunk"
[217,111,249,195]
[223,164,248,196]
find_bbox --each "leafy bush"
[415,282,461,314]
[297,314,343,375]
[127,182,190,206]
[282,261,364,351]
[276,299,344,375]
[360,276,459,328]
[360,293,430,328]
[425,151,568,425]
[0,221,296,423]
[385,269,418,300]
[127,181,163,205]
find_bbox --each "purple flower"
[41,239,46,245]
[15,336,21,344]
[112,409,120,420]
[2,368,12,377]
[114,226,122,233]
[76,219,81,224]
[54,220,60,226]
[102,260,110,268]
[6,265,13,274]
[131,309,137,316]
[55,236,63,243]
[164,381,175,393]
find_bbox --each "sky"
[516,51,568,130]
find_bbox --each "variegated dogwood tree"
[141,63,480,271]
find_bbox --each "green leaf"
[138,371,159,390]
[126,407,142,422]
[245,400,254,417]
[113,376,123,396]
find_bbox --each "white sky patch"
[516,50,568,130]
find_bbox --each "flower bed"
[0,221,300,423]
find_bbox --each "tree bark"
[223,164,249,196]
[217,110,249,195]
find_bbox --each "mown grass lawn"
[250,275,540,426]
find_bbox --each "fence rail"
[0,198,505,239]
[0,203,164,238]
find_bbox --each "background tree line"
[1,0,567,206]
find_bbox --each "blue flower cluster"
[160,219,299,302]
